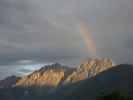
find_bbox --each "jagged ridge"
[64,58,113,84]
[15,63,74,87]
[15,58,113,87]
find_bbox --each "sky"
[0,0,133,79]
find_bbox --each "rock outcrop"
[15,63,68,87]
[15,58,113,87]
[64,58,113,84]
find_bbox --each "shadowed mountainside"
[0,76,20,88]
[54,64,133,100]
[0,58,133,100]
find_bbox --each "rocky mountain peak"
[64,58,113,84]
[15,63,68,87]
[78,58,113,76]
[14,58,113,87]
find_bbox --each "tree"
[96,91,133,100]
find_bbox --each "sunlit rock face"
[15,58,113,87]
[64,58,113,84]
[15,63,70,87]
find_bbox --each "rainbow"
[80,21,97,57]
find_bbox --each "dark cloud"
[0,0,133,79]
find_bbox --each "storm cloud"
[0,0,133,79]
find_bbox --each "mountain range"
[0,58,133,100]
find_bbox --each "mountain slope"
[55,64,133,100]
[0,59,133,100]
[0,76,20,88]
[15,63,74,87]
[0,64,133,100]
[64,58,113,84]
[15,58,113,87]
